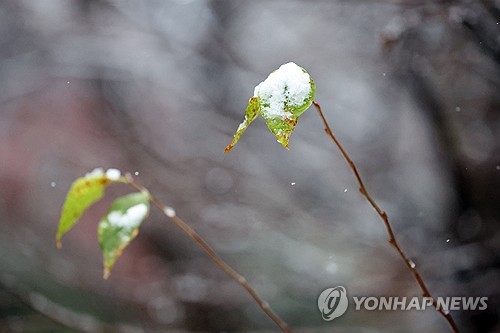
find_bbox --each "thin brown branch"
[125,174,292,333]
[312,101,460,333]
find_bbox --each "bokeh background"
[0,1,499,332]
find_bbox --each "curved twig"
[312,101,459,333]
[125,174,292,333]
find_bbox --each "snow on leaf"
[105,168,121,181]
[225,62,315,152]
[56,168,124,248]
[255,62,315,119]
[98,192,150,278]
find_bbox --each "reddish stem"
[313,101,459,333]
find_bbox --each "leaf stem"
[312,101,460,333]
[125,174,292,333]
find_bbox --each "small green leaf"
[56,168,124,247]
[225,62,316,152]
[225,97,260,153]
[262,116,298,150]
[98,192,150,278]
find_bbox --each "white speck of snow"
[108,203,148,228]
[409,260,416,268]
[291,182,296,186]
[496,165,499,170]
[236,121,247,133]
[105,168,121,181]
[254,62,312,119]
[344,188,348,193]
[134,171,140,176]
[66,81,70,84]
[446,239,450,243]
[382,72,386,77]
[85,168,104,179]
[50,182,56,188]
[164,206,176,218]
[455,106,461,112]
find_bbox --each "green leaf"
[225,62,316,152]
[98,192,150,278]
[56,168,124,247]
[224,97,260,153]
[262,116,298,150]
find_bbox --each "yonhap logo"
[317,286,487,323]
[318,286,349,321]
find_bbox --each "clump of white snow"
[254,62,312,119]
[85,168,104,179]
[105,168,121,181]
[164,206,176,218]
[108,203,148,228]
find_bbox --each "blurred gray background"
[0,0,499,332]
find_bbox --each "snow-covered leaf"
[56,168,124,247]
[98,192,150,278]
[225,62,315,152]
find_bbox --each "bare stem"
[312,101,460,333]
[125,174,292,333]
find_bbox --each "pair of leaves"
[56,169,150,278]
[225,62,316,152]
